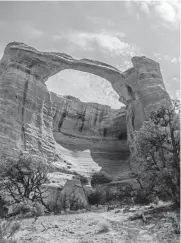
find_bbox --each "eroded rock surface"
[0,42,170,178]
[51,93,129,178]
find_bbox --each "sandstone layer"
[51,93,129,178]
[0,42,170,179]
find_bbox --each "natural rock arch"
[0,42,170,178]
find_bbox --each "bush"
[47,189,64,213]
[69,193,85,211]
[133,99,180,207]
[97,182,134,205]
[87,183,135,207]
[87,188,103,207]
[8,200,45,218]
[0,154,51,211]
[132,189,151,205]
[167,212,180,234]
[48,190,86,214]
[97,219,111,233]
[78,175,88,185]
[0,196,8,218]
[91,172,112,187]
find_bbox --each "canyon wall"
[51,93,129,178]
[0,42,170,179]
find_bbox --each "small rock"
[115,210,121,214]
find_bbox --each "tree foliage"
[133,99,180,206]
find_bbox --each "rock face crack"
[78,106,86,132]
[21,75,29,150]
[58,111,67,132]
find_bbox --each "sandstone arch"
[0,42,170,178]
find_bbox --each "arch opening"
[46,69,125,109]
[46,70,129,179]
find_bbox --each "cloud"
[163,54,172,61]
[171,57,179,63]
[154,1,180,27]
[67,32,95,52]
[176,89,180,100]
[65,31,139,57]
[115,32,126,38]
[116,60,133,72]
[136,14,140,20]
[173,77,179,82]
[139,2,150,15]
[87,16,108,25]
[52,35,64,42]
[21,25,44,39]
[154,53,180,63]
[124,1,135,15]
[136,1,180,28]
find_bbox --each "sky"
[0,1,180,108]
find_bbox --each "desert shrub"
[0,196,8,218]
[57,193,69,211]
[167,212,180,234]
[87,183,134,207]
[0,154,51,211]
[99,182,134,205]
[97,219,111,233]
[87,187,104,207]
[69,193,85,211]
[48,190,86,213]
[47,188,64,213]
[8,200,45,218]
[104,189,115,203]
[78,175,88,185]
[91,172,112,187]
[133,99,180,207]
[132,189,151,205]
[116,183,133,199]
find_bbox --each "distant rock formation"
[0,42,170,179]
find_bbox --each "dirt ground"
[14,205,179,243]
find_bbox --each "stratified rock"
[123,56,170,157]
[0,43,56,160]
[51,92,129,177]
[0,42,170,179]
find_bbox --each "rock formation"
[51,93,129,178]
[0,42,170,179]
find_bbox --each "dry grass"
[0,219,21,243]
[6,204,180,243]
[97,218,111,233]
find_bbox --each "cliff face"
[0,44,56,160]
[0,42,170,179]
[51,93,129,177]
[123,57,170,157]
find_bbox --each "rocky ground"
[12,204,179,243]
